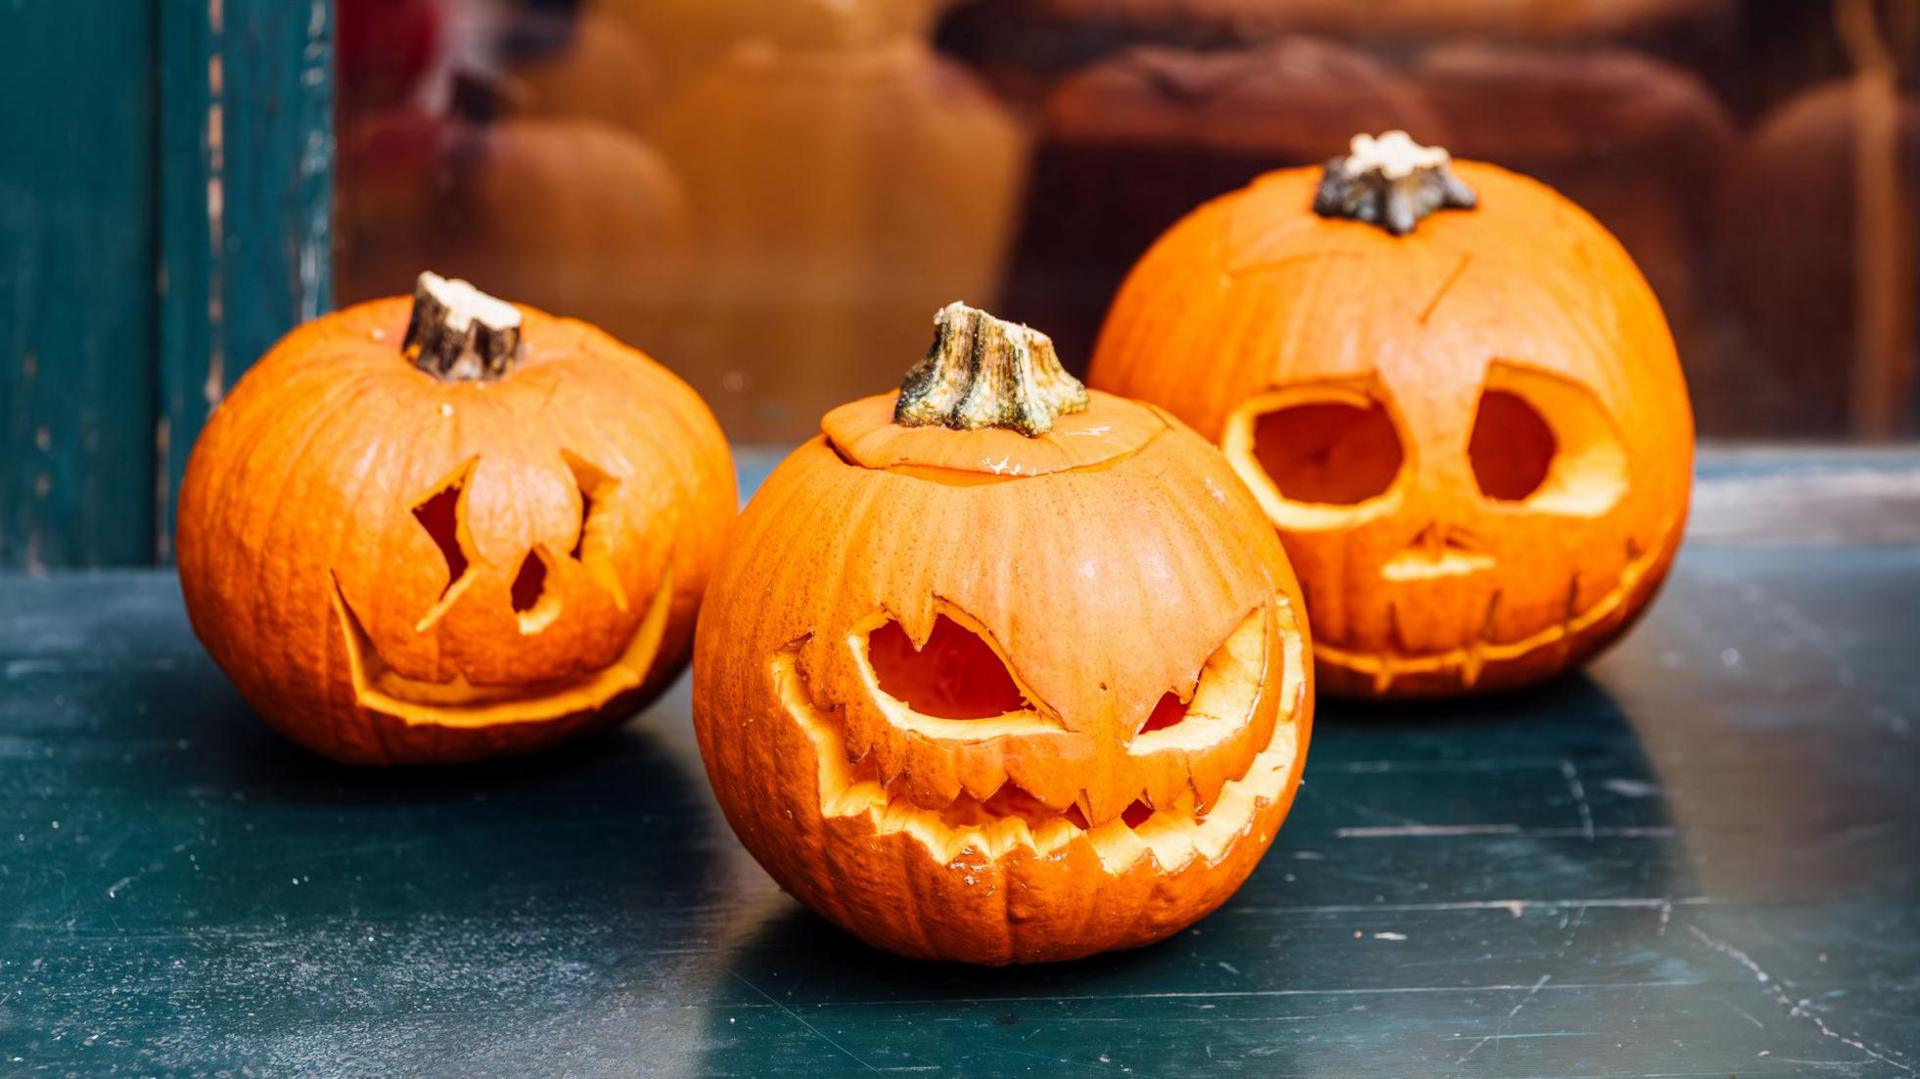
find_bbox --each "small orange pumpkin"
[692,303,1312,964]
[178,274,735,764]
[1090,132,1694,698]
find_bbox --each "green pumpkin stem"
[403,272,525,380]
[1313,131,1477,236]
[894,302,1088,437]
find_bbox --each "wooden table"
[4,448,1918,1077]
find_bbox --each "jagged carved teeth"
[770,643,1304,875]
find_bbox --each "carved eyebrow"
[1132,603,1271,753]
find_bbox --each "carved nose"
[1381,522,1494,581]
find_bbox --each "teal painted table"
[3,449,1919,1077]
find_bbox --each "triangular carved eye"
[562,450,627,610]
[411,461,475,599]
[867,615,1030,720]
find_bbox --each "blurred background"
[2,0,1918,570]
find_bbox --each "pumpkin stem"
[1313,131,1477,236]
[894,302,1088,437]
[403,272,525,380]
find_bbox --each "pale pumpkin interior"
[1220,380,1408,532]
[332,565,674,725]
[779,603,1305,872]
[1472,361,1629,517]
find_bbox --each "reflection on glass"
[335,0,1920,442]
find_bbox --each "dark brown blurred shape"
[656,38,1027,441]
[1414,43,1736,394]
[1037,0,1730,41]
[1717,80,1919,437]
[1001,37,1447,370]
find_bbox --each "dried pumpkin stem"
[1314,130,1477,236]
[403,272,524,380]
[894,302,1088,437]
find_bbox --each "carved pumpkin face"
[1090,140,1693,697]
[178,276,735,763]
[693,306,1313,964]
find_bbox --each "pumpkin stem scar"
[1313,131,1477,236]
[894,302,1089,437]
[403,271,525,380]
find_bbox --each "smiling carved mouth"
[768,604,1307,874]
[1314,529,1671,692]
[330,566,674,727]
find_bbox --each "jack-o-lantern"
[692,303,1313,964]
[178,274,735,763]
[1090,132,1694,698]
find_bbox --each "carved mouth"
[330,566,674,727]
[1314,531,1669,692]
[770,604,1307,874]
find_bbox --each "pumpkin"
[655,37,1027,441]
[177,273,735,764]
[692,303,1313,964]
[1003,36,1446,372]
[1717,80,1920,435]
[1089,132,1694,698]
[334,105,694,358]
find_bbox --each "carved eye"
[1468,389,1555,501]
[1222,377,1407,528]
[1469,362,1627,515]
[411,461,475,599]
[866,614,1031,720]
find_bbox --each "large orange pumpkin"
[692,303,1312,964]
[1090,132,1694,698]
[178,274,735,764]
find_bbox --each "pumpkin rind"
[1089,157,1694,697]
[177,292,735,764]
[693,315,1312,962]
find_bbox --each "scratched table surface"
[3,447,1919,1078]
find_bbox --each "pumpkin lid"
[823,303,1166,476]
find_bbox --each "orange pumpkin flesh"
[1090,134,1694,698]
[177,274,735,764]
[693,304,1313,964]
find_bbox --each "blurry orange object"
[335,105,693,358]
[657,37,1026,439]
[1090,137,1694,697]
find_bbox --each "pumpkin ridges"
[180,291,733,763]
[1090,154,1691,697]
[694,371,1311,960]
